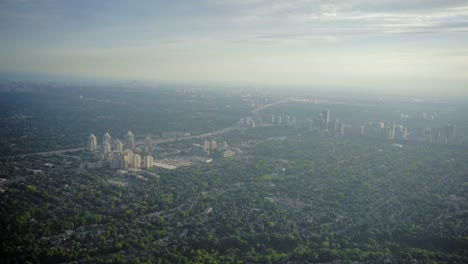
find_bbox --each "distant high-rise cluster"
[190,139,239,158]
[204,140,218,151]
[110,150,142,169]
[242,113,297,129]
[242,116,262,128]
[298,109,459,145]
[85,131,154,170]
[270,114,296,126]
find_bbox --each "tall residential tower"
[101,140,112,155]
[144,135,153,152]
[103,132,112,144]
[321,110,330,131]
[114,139,123,152]
[87,134,98,152]
[125,131,135,150]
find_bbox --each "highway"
[0,148,85,159]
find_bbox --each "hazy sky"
[1,0,468,95]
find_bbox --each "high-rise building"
[210,140,218,150]
[87,134,98,152]
[118,153,129,169]
[321,110,330,131]
[204,140,211,150]
[124,150,134,167]
[277,115,282,125]
[103,132,112,144]
[133,154,141,168]
[125,131,135,150]
[101,140,112,155]
[393,125,408,140]
[356,125,365,136]
[425,133,433,144]
[144,136,153,152]
[143,155,154,169]
[114,139,123,152]
[250,120,256,128]
[332,119,340,135]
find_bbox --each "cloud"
[216,0,468,37]
[348,0,468,12]
[1,0,468,94]
[212,0,468,12]
[219,34,342,46]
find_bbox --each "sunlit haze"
[2,2,468,263]
[1,0,468,95]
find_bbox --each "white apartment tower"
[121,149,135,167]
[210,140,218,150]
[133,154,141,168]
[101,140,112,155]
[87,134,98,152]
[114,139,123,152]
[204,140,211,151]
[125,131,135,150]
[103,132,112,144]
[143,155,154,169]
[144,136,153,152]
[277,115,282,125]
[118,153,129,169]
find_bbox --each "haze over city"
[2,1,468,263]
[1,0,468,96]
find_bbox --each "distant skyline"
[1,0,468,95]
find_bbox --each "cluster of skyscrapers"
[303,110,458,144]
[190,140,221,157]
[240,114,297,129]
[190,139,238,158]
[271,114,297,126]
[86,131,154,169]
